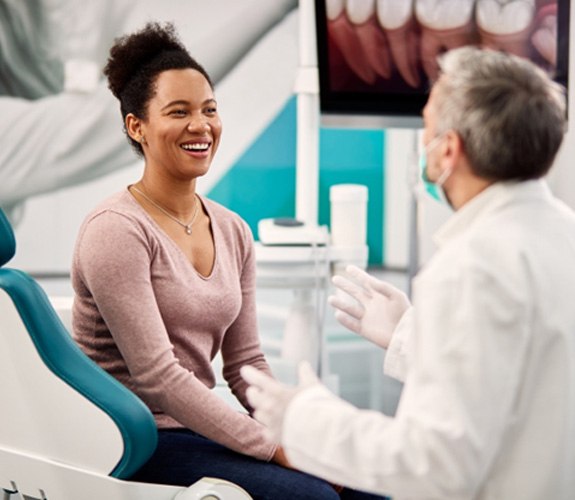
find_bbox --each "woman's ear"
[125,113,144,143]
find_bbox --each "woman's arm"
[220,219,273,411]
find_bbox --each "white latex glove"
[241,362,320,442]
[328,265,411,349]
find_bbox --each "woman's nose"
[187,116,210,132]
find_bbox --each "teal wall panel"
[208,97,386,264]
[318,128,384,264]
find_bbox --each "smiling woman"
[69,21,385,500]
[126,68,221,202]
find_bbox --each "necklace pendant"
[185,225,193,235]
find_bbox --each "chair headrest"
[0,208,16,267]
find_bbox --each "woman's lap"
[128,429,386,500]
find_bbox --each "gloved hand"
[241,362,319,443]
[328,265,411,349]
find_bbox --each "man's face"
[421,83,444,182]
[422,83,441,146]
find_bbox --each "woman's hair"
[104,22,212,157]
[431,46,566,181]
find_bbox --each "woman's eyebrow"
[161,98,217,111]
[161,99,189,111]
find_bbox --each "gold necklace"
[131,185,200,235]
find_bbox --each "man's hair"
[432,46,566,180]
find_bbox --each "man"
[242,46,575,499]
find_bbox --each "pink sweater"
[71,189,277,461]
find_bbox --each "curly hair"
[103,22,213,157]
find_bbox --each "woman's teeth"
[181,143,209,151]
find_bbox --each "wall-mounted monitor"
[315,0,569,129]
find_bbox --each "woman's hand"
[273,446,344,493]
[272,446,293,469]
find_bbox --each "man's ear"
[125,113,143,143]
[441,130,464,171]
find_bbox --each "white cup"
[330,184,368,248]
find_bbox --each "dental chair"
[0,208,250,500]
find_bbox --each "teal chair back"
[0,207,157,479]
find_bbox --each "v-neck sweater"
[71,188,276,461]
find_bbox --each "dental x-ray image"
[315,0,569,120]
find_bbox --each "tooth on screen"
[476,0,536,35]
[354,16,392,79]
[384,23,422,88]
[328,5,378,84]
[531,5,557,66]
[326,0,346,20]
[376,0,414,30]
[415,0,475,30]
[345,0,376,25]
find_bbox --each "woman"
[71,22,383,500]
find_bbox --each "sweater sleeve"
[220,219,274,412]
[73,210,277,461]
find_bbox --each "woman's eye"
[171,109,187,117]
[205,107,217,115]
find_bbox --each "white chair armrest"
[173,477,251,499]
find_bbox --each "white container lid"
[329,184,368,202]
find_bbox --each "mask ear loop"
[435,165,452,188]
[424,133,445,154]
[418,134,454,207]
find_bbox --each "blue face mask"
[419,135,452,206]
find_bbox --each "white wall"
[384,128,451,271]
[9,6,299,274]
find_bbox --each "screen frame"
[315,0,570,128]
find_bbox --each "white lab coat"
[282,180,575,499]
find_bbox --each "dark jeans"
[128,429,388,500]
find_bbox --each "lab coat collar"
[433,179,552,247]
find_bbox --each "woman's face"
[137,68,222,181]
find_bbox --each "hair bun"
[104,22,186,99]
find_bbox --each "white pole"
[295,0,320,226]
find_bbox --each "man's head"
[424,47,566,187]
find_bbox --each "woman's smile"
[180,139,212,158]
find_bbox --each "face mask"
[419,134,452,206]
